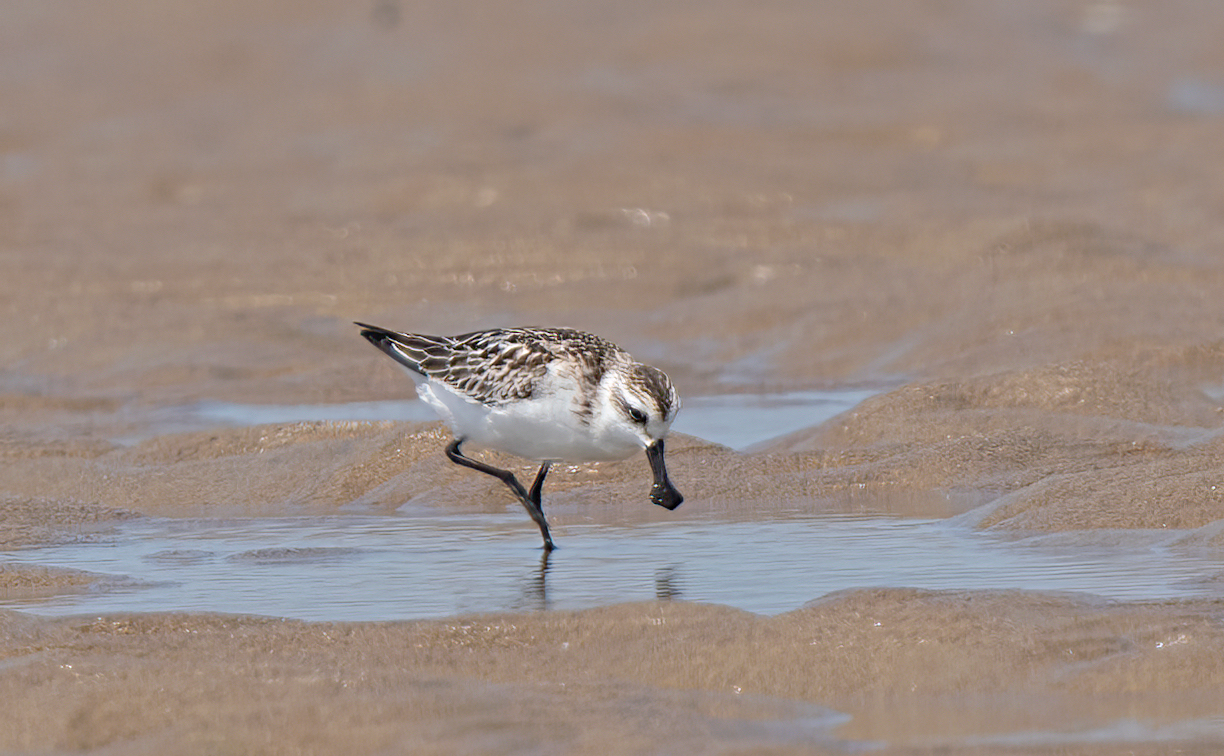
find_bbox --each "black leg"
[445,438,556,551]
[528,461,551,505]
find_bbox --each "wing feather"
[358,323,622,406]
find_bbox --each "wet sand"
[4,0,1224,752]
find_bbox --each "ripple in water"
[1,513,1221,621]
[123,388,879,451]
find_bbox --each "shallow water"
[2,513,1220,621]
[11,389,1224,624]
[672,389,879,450]
[127,388,876,451]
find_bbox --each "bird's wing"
[357,323,558,405]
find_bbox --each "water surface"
[11,389,1222,625]
[128,388,876,451]
[2,513,1219,621]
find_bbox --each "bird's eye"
[627,407,648,425]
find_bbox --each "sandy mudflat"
[4,0,1224,752]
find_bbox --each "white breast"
[413,371,641,463]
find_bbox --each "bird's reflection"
[517,549,552,611]
[516,553,683,611]
[654,565,683,601]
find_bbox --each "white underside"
[409,370,643,462]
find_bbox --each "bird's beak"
[645,439,683,510]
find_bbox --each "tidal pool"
[125,387,879,450]
[2,512,1220,621]
[9,388,1221,623]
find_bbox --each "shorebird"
[357,322,683,549]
